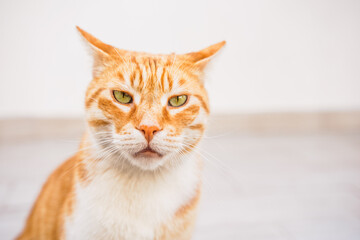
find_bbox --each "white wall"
[0,0,359,117]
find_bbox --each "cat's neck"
[68,135,202,240]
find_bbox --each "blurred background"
[1,0,360,239]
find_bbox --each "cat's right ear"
[76,26,116,77]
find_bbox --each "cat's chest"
[65,162,199,240]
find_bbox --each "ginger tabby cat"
[17,27,225,240]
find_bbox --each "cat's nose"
[137,125,161,143]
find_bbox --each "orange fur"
[17,154,81,240]
[17,27,225,240]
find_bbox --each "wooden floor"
[0,118,360,240]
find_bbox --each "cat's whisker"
[179,141,243,186]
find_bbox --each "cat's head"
[78,27,225,171]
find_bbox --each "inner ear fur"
[182,41,226,70]
[76,26,127,77]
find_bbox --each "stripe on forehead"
[160,67,173,92]
[149,58,157,76]
[141,63,148,89]
[131,68,141,88]
[127,56,178,92]
[157,66,165,91]
[149,58,160,87]
[137,58,157,91]
[160,66,175,92]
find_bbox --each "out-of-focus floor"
[1,118,360,240]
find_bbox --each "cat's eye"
[168,95,188,107]
[113,90,133,104]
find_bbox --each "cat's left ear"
[183,41,226,70]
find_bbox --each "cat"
[17,26,225,240]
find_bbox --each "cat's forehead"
[107,55,196,94]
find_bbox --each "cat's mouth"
[134,147,162,158]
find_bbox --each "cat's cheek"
[96,97,136,133]
[85,103,109,123]
[164,96,205,133]
[165,105,200,136]
[187,107,208,128]
[113,124,135,136]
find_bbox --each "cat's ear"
[183,41,226,71]
[76,26,123,77]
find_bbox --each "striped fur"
[17,27,225,240]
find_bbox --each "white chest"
[65,158,199,240]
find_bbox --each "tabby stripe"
[175,184,201,218]
[117,72,124,82]
[167,71,173,90]
[160,68,166,92]
[153,58,157,70]
[129,71,136,87]
[137,62,143,89]
[88,119,110,127]
[149,58,156,76]
[133,70,140,88]
[178,78,186,86]
[140,65,146,90]
[85,88,105,108]
[194,94,209,114]
[189,124,204,131]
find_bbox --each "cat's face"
[78,27,224,171]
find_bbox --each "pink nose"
[138,125,161,142]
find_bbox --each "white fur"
[139,112,159,128]
[65,154,200,240]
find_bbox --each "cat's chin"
[127,155,167,171]
[121,146,166,170]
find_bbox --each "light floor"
[0,124,360,239]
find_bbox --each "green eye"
[169,95,188,107]
[113,90,133,104]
